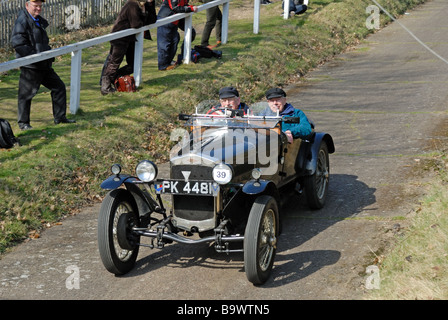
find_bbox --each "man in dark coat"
[156,0,197,70]
[101,0,157,95]
[11,0,75,130]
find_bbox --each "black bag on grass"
[0,119,20,149]
[193,45,222,59]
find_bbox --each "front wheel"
[98,189,140,275]
[244,195,279,285]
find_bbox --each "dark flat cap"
[265,88,286,100]
[219,86,239,99]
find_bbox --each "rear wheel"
[98,189,140,275]
[303,141,329,209]
[244,195,278,285]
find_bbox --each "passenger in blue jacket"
[261,88,312,143]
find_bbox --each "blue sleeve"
[282,109,312,139]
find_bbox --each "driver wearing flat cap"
[207,86,249,115]
[261,87,312,143]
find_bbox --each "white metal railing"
[0,0,277,114]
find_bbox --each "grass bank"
[0,0,427,254]
[367,153,448,299]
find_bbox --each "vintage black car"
[97,101,335,285]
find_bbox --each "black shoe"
[19,123,33,130]
[54,118,76,124]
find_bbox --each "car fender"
[242,179,271,194]
[242,179,280,203]
[242,180,282,234]
[296,132,335,176]
[100,175,155,216]
[100,174,138,190]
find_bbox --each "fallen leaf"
[28,231,40,239]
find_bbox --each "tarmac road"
[1,0,448,302]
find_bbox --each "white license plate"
[155,180,219,196]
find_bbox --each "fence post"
[70,49,82,114]
[253,0,260,34]
[134,31,144,87]
[183,14,193,64]
[284,0,290,19]
[222,1,229,43]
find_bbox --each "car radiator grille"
[171,165,216,230]
[173,195,215,220]
[171,165,212,180]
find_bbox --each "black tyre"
[244,195,278,285]
[303,141,329,209]
[98,189,140,275]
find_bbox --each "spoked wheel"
[303,141,329,209]
[98,189,140,275]
[244,195,279,285]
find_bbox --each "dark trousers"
[18,67,67,126]
[201,6,222,46]
[103,40,135,82]
[157,20,196,70]
[283,2,307,15]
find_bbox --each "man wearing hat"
[262,87,312,143]
[11,0,75,130]
[207,86,249,115]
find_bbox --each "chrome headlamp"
[251,168,262,180]
[212,163,233,185]
[111,164,122,175]
[136,160,158,182]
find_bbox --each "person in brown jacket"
[101,0,156,95]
